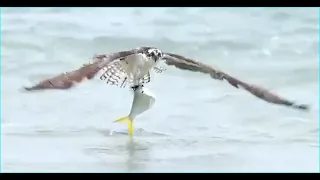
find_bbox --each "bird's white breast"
[121,53,157,79]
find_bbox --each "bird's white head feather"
[146,48,163,62]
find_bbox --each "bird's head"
[146,48,163,62]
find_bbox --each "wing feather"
[99,61,129,88]
[23,47,152,91]
[138,71,151,84]
[163,52,309,111]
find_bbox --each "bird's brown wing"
[23,47,152,91]
[163,52,309,111]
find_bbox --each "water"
[1,8,319,172]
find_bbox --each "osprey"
[24,46,309,136]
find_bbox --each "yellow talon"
[113,116,134,136]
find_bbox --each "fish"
[113,85,156,136]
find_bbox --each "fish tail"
[113,116,134,136]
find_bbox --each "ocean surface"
[1,8,319,172]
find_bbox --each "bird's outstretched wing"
[163,52,309,111]
[23,47,153,91]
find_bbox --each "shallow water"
[1,8,319,172]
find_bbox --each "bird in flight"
[24,46,309,136]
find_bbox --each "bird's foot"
[152,66,166,73]
[131,84,144,91]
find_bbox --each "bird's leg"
[131,84,143,91]
[131,85,139,91]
